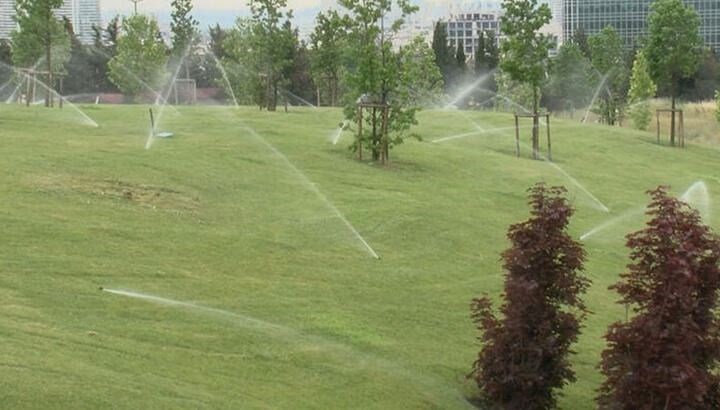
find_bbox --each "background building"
[562,0,720,52]
[0,0,101,45]
[446,10,503,59]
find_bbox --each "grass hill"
[1,104,718,409]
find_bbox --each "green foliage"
[545,42,594,113]
[309,10,349,106]
[572,26,591,59]
[627,51,656,130]
[222,11,297,109]
[397,36,444,106]
[11,0,70,73]
[645,0,702,95]
[495,69,535,113]
[339,0,420,162]
[645,0,702,144]
[715,90,720,124]
[471,184,589,410]
[0,39,12,84]
[108,14,168,99]
[170,0,199,78]
[589,26,627,125]
[170,0,199,57]
[221,18,261,105]
[431,20,453,93]
[473,31,499,109]
[499,0,552,113]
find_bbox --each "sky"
[100,0,489,31]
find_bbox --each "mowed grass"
[1,103,719,409]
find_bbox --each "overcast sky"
[101,0,461,29]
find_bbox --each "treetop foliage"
[499,0,552,91]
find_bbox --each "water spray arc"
[580,181,711,241]
[243,126,380,259]
[100,287,470,406]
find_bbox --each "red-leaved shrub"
[470,184,589,410]
[599,186,720,409]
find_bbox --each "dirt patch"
[28,174,199,212]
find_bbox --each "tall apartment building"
[562,0,720,52]
[0,0,101,45]
[445,1,563,61]
[446,11,503,59]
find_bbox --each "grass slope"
[1,104,719,409]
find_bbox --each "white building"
[445,0,564,61]
[0,0,101,45]
[446,10,503,60]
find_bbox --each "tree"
[12,0,70,106]
[221,18,260,105]
[645,0,702,146]
[679,48,718,101]
[589,26,628,126]
[470,184,589,410]
[627,51,656,130]
[247,0,295,111]
[545,42,594,115]
[495,68,535,113]
[453,42,468,107]
[474,31,499,109]
[309,10,348,106]
[208,24,227,60]
[170,0,199,79]
[0,39,11,65]
[598,186,720,409]
[288,40,315,107]
[484,31,499,71]
[339,0,420,163]
[500,0,553,159]
[431,20,453,94]
[398,36,443,106]
[572,26,591,59]
[108,14,168,100]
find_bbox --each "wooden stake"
[358,108,363,161]
[679,110,685,148]
[546,114,552,162]
[514,114,520,157]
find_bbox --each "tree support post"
[514,114,520,157]
[59,77,64,109]
[679,110,685,148]
[357,108,363,161]
[546,114,552,162]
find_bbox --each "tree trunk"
[532,87,539,160]
[670,80,676,146]
[267,79,277,112]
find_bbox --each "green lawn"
[1,104,718,409]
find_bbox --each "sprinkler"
[148,107,174,139]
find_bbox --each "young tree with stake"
[644,0,702,146]
[499,0,552,159]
